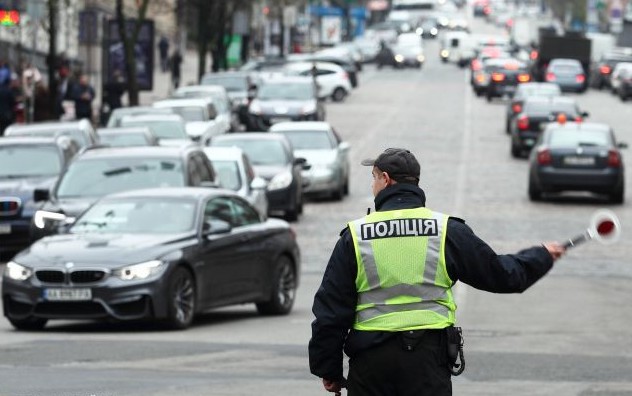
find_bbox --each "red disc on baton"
[596,220,615,236]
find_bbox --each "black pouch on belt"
[398,330,426,352]
[446,326,465,376]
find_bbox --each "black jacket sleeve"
[445,218,554,293]
[308,230,357,381]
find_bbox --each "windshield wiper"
[73,220,108,230]
[104,167,132,176]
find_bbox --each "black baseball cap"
[361,148,420,184]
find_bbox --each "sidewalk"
[139,48,201,106]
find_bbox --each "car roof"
[78,145,197,160]
[5,120,86,133]
[269,121,331,132]
[0,136,61,146]
[105,187,234,201]
[154,98,212,107]
[176,85,227,94]
[213,132,287,142]
[97,127,153,135]
[203,146,245,160]
[121,114,185,122]
[260,76,313,85]
[546,122,611,133]
[285,61,343,71]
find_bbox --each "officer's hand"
[322,379,342,393]
[543,242,566,261]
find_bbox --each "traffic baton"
[563,209,621,249]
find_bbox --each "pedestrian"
[71,74,95,121]
[101,69,126,125]
[170,50,183,89]
[158,36,170,73]
[33,81,52,121]
[0,62,11,86]
[308,148,566,396]
[0,79,16,135]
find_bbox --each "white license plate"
[564,156,595,166]
[44,288,92,301]
[270,117,289,124]
[0,224,11,234]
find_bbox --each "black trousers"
[347,330,452,396]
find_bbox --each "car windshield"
[9,129,88,148]
[548,130,611,148]
[213,139,288,166]
[280,130,334,150]
[550,63,582,73]
[202,76,247,92]
[71,198,196,234]
[213,160,242,191]
[0,145,61,178]
[122,120,188,140]
[169,106,205,122]
[258,83,314,101]
[99,133,150,147]
[57,158,185,198]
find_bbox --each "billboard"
[103,19,154,91]
[321,16,341,45]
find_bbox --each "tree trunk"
[47,0,59,118]
[196,0,210,80]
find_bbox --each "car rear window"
[524,101,577,116]
[549,63,582,73]
[548,130,611,148]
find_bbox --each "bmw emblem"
[65,262,75,269]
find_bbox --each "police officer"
[309,148,566,396]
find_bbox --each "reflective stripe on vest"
[349,208,456,332]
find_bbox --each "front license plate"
[0,224,11,234]
[44,288,92,301]
[564,156,595,166]
[270,117,288,124]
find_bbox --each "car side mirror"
[339,142,350,152]
[293,157,307,166]
[33,188,50,202]
[203,220,232,237]
[582,111,590,118]
[617,142,628,149]
[250,176,267,190]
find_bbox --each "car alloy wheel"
[332,87,347,102]
[166,267,196,329]
[256,256,296,315]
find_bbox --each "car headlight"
[395,54,404,63]
[33,210,74,229]
[431,28,438,35]
[417,55,426,63]
[5,261,33,281]
[441,49,450,58]
[113,260,165,281]
[249,101,262,115]
[267,171,293,191]
[416,27,424,35]
[301,103,317,114]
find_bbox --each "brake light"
[530,50,538,60]
[607,150,621,167]
[537,147,552,165]
[517,115,529,130]
[600,65,612,74]
[576,74,586,83]
[512,103,522,113]
[484,6,491,14]
[476,73,486,83]
[546,72,556,82]
[506,19,514,28]
[575,116,583,123]
[471,59,482,71]
[517,73,531,82]
[492,72,505,82]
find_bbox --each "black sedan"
[510,96,587,158]
[505,83,561,134]
[31,145,217,241]
[528,123,626,203]
[0,137,80,256]
[2,188,301,330]
[209,133,308,222]
[485,59,531,101]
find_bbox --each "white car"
[119,114,190,147]
[283,62,353,102]
[203,146,269,217]
[172,85,237,132]
[270,121,350,200]
[610,62,632,93]
[153,98,228,141]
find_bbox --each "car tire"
[343,176,350,196]
[511,141,521,158]
[332,88,347,102]
[9,317,47,331]
[610,182,625,204]
[620,91,628,102]
[256,255,296,316]
[165,266,196,330]
[528,174,542,201]
[332,180,344,201]
[486,93,493,102]
[475,89,483,97]
[285,206,298,222]
[505,119,511,134]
